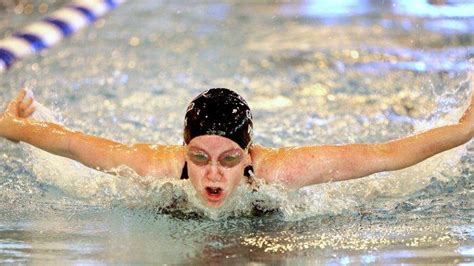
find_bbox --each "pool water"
[0,0,473,264]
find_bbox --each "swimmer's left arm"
[257,84,473,190]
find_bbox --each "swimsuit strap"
[180,162,189,180]
[180,162,254,180]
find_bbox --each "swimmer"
[0,84,473,208]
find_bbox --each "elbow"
[66,131,83,160]
[372,143,398,172]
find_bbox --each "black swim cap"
[184,88,253,149]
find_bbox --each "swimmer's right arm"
[0,90,178,177]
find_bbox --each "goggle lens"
[187,149,243,168]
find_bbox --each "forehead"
[188,135,241,153]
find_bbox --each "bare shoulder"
[250,144,351,189]
[134,144,186,178]
[250,144,294,187]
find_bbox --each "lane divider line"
[0,0,125,73]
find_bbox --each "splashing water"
[0,0,473,264]
[24,93,470,222]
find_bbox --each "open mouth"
[205,186,224,201]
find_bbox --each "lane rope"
[0,0,125,73]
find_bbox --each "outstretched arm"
[0,89,182,177]
[256,82,473,190]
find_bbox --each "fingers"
[471,75,474,105]
[18,90,35,118]
[459,77,474,125]
[14,88,27,106]
[21,105,36,118]
[5,88,35,118]
[6,89,26,113]
[18,94,33,110]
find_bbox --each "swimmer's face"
[186,135,251,208]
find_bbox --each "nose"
[205,162,223,182]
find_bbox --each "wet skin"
[186,135,252,208]
[0,87,473,209]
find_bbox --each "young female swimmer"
[0,85,473,208]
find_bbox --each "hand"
[458,76,474,137]
[3,89,36,119]
[0,89,36,142]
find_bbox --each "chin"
[205,200,225,208]
[201,196,226,208]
